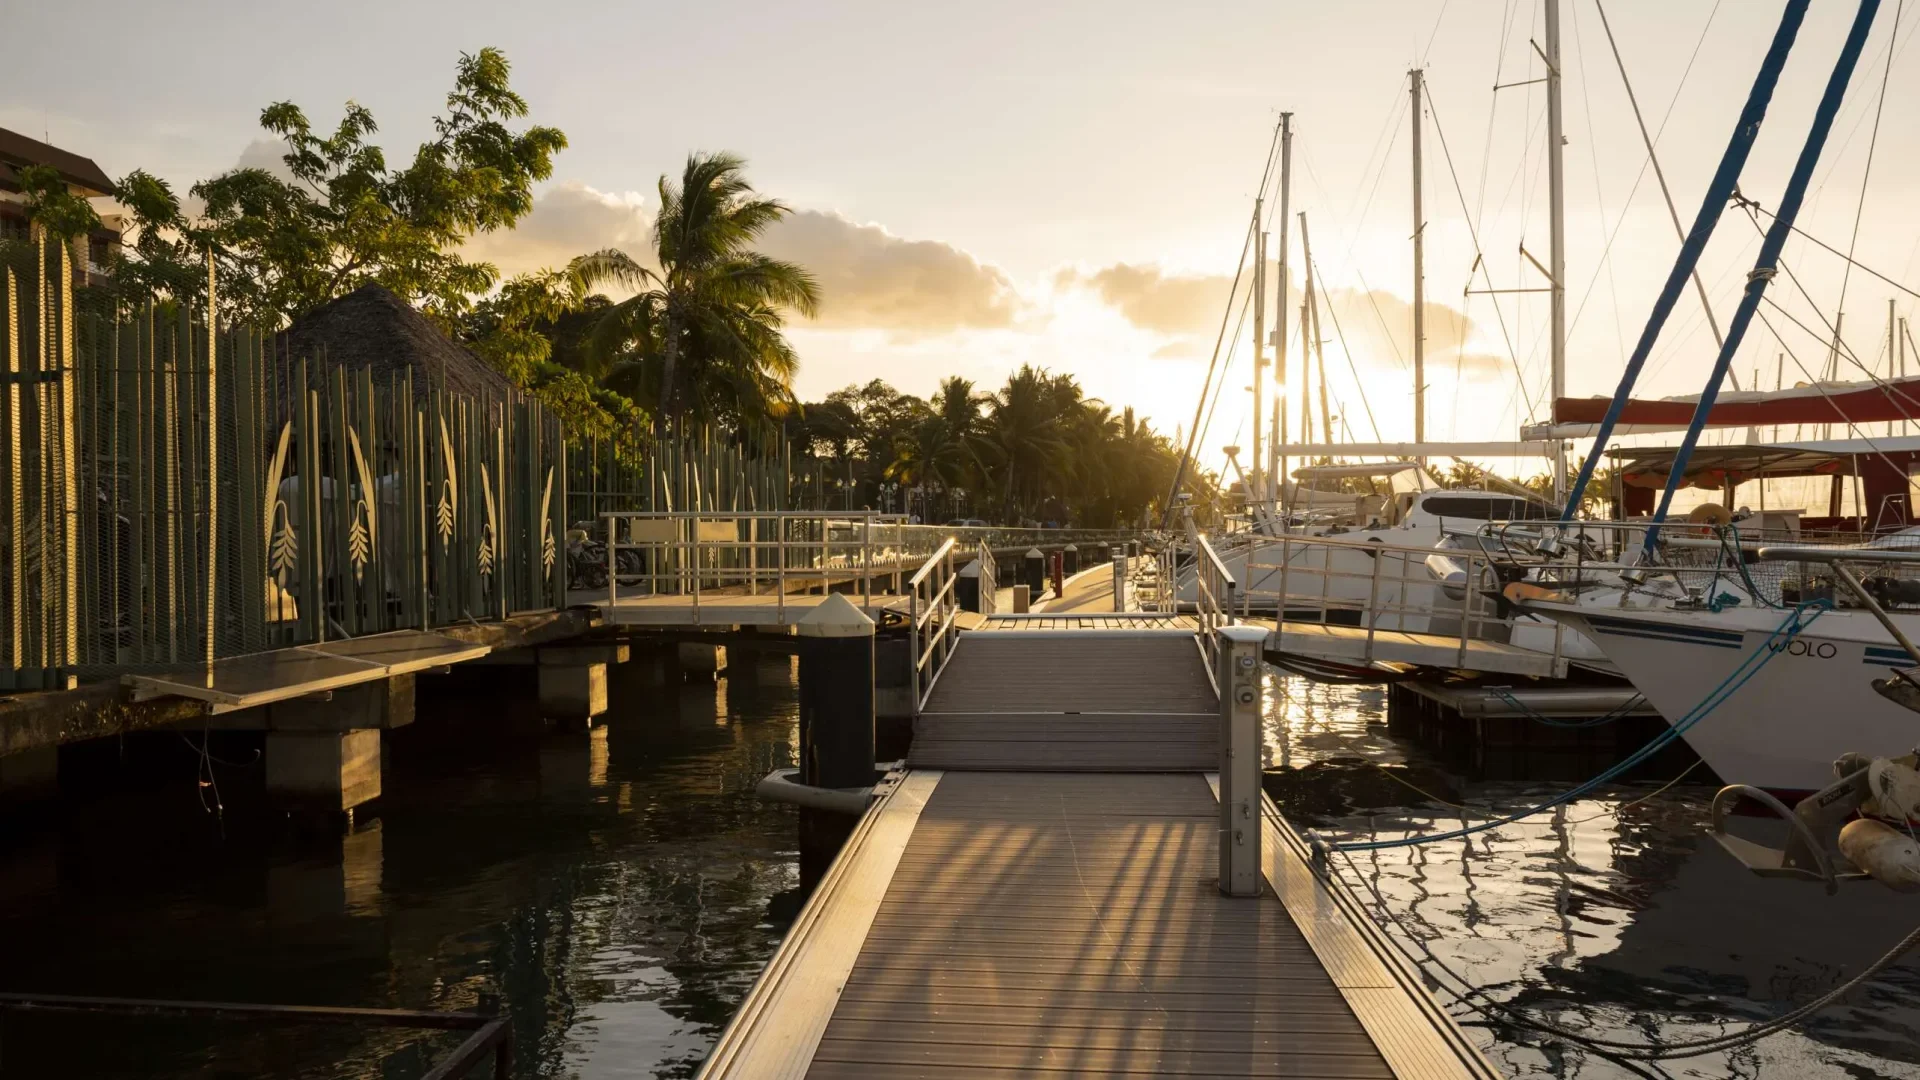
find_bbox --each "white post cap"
[1218,624,1270,646]
[797,592,876,637]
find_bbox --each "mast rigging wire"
[1162,122,1285,523]
[1423,91,1535,417]
[1309,259,1384,442]
[1830,0,1903,375]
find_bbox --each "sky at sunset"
[7,1,1918,472]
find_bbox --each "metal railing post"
[1217,624,1269,897]
[1364,551,1382,661]
[605,515,617,606]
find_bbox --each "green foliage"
[572,152,820,430]
[796,367,1202,526]
[193,46,566,327]
[15,164,101,241]
[107,169,207,307]
[463,268,646,448]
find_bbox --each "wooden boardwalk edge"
[1236,778,1501,1080]
[697,770,942,1080]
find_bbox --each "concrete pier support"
[676,643,728,681]
[538,663,608,726]
[266,729,381,820]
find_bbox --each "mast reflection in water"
[1266,669,1920,1079]
[4,657,1918,1078]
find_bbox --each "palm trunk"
[658,326,681,421]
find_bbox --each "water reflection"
[0,650,803,1079]
[4,657,1917,1078]
[1266,668,1920,1079]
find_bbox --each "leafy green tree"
[571,153,819,428]
[193,47,566,326]
[13,164,102,243]
[108,169,206,307]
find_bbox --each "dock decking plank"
[801,772,1400,1080]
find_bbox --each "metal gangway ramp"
[698,539,1498,1080]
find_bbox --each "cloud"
[1058,259,1513,383]
[461,191,1017,334]
[756,210,1018,333]
[234,138,297,180]
[462,180,653,278]
[1056,262,1229,337]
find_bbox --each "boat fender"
[1837,818,1920,893]
[1865,756,1920,822]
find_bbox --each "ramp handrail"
[908,536,962,711]
[1194,534,1237,676]
[975,539,997,615]
[602,511,919,624]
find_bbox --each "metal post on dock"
[796,592,877,888]
[1216,624,1270,897]
[1023,548,1045,598]
[1112,554,1127,613]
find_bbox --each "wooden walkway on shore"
[698,617,1498,1080]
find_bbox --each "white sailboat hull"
[1533,603,1920,793]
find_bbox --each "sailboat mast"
[1301,212,1333,446]
[1251,202,1266,508]
[1274,112,1293,507]
[1409,68,1427,458]
[1545,0,1569,500]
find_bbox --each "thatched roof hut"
[278,283,515,405]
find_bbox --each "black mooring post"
[796,593,877,889]
[1023,547,1045,597]
[956,559,983,613]
[1063,543,1079,576]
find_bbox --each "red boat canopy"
[1552,376,1920,429]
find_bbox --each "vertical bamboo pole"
[3,269,18,684]
[203,251,218,668]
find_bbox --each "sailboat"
[1511,0,1920,794]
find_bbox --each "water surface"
[2,657,1917,1078]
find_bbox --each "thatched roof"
[279,284,515,405]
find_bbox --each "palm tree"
[571,152,819,428]
[986,365,1071,522]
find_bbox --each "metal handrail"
[1193,534,1238,675]
[0,993,513,1077]
[1239,530,1564,674]
[907,537,962,710]
[976,539,997,615]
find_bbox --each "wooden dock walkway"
[1260,618,1566,679]
[699,616,1498,1079]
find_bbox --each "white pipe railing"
[907,537,962,710]
[1240,531,1563,671]
[1193,534,1237,679]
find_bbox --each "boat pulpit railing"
[1756,545,1920,666]
[907,536,962,711]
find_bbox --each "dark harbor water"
[1,656,1917,1078]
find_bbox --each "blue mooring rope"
[1327,599,1831,853]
